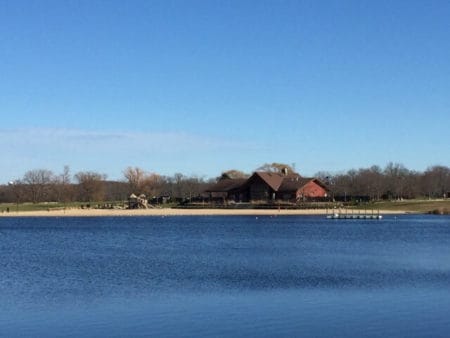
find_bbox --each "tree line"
[0,166,213,204]
[316,163,450,200]
[0,162,449,204]
[0,163,291,204]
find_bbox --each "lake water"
[1,215,450,337]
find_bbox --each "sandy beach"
[0,208,407,217]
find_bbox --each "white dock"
[326,209,382,220]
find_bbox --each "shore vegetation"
[0,162,449,215]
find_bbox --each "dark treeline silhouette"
[0,166,214,204]
[0,163,449,204]
[315,162,450,201]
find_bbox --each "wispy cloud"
[0,127,249,152]
[0,128,261,181]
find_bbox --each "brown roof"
[280,177,329,192]
[251,172,303,191]
[279,177,315,192]
[204,172,328,194]
[253,172,284,191]
[205,178,247,192]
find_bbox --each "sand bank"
[0,208,407,217]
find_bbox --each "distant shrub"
[430,207,449,215]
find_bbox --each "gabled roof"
[252,172,284,191]
[278,177,313,192]
[250,171,303,191]
[204,171,329,194]
[280,177,330,192]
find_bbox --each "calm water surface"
[1,215,450,337]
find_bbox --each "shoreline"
[0,208,408,217]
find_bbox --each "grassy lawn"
[353,199,450,213]
[0,202,78,212]
[2,199,450,214]
[0,201,124,213]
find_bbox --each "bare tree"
[141,173,164,198]
[384,162,410,199]
[355,166,385,200]
[123,167,147,193]
[74,171,107,202]
[163,173,209,201]
[23,169,54,203]
[53,165,74,205]
[220,169,249,180]
[183,175,207,201]
[170,173,185,199]
[367,165,385,200]
[8,180,26,211]
[422,166,450,198]
[256,163,297,174]
[104,181,129,201]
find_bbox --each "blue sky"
[1,0,449,182]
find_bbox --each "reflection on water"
[1,215,450,337]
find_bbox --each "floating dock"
[326,209,382,220]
